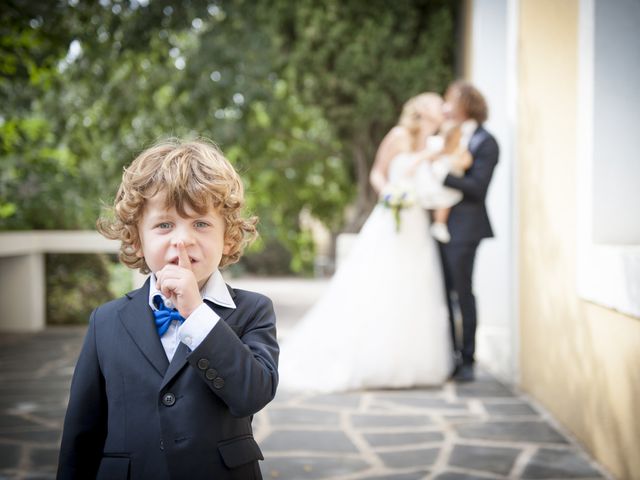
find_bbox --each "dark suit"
[440,125,499,366]
[57,279,279,480]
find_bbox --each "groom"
[438,81,499,382]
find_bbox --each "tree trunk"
[343,142,377,233]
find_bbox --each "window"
[577,0,640,317]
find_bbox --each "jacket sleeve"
[444,134,499,201]
[188,294,279,418]
[57,308,107,480]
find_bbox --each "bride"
[278,93,468,393]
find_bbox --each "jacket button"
[197,358,209,370]
[160,440,164,450]
[205,368,218,380]
[213,377,225,389]
[162,392,176,407]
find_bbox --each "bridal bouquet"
[380,182,415,232]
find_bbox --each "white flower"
[380,182,415,232]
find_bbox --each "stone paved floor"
[0,278,612,479]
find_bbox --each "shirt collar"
[148,269,236,311]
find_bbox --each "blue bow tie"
[153,295,185,337]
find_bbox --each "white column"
[468,0,519,382]
[0,254,46,331]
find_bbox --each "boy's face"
[136,192,230,289]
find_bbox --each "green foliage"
[46,254,115,325]
[108,257,133,298]
[261,0,458,229]
[1,0,457,275]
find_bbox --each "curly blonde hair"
[97,138,258,273]
[397,93,443,150]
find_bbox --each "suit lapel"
[119,278,169,377]
[160,342,190,391]
[468,126,487,154]
[158,290,239,390]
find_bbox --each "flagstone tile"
[521,448,605,478]
[351,414,433,429]
[453,421,568,444]
[358,470,431,480]
[367,402,399,412]
[449,444,521,476]
[0,443,21,469]
[364,431,444,448]
[377,447,439,469]
[16,474,56,480]
[455,379,515,398]
[302,393,362,409]
[369,388,442,400]
[27,407,69,422]
[261,456,369,479]
[29,447,60,468]
[377,396,468,411]
[483,402,539,417]
[0,428,62,445]
[433,472,495,480]
[0,414,45,430]
[2,381,70,394]
[261,430,359,453]
[267,407,341,427]
[442,415,478,421]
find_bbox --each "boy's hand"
[155,242,203,318]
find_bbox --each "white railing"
[0,231,144,332]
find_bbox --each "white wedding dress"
[278,154,461,393]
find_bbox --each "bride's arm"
[370,126,410,194]
[406,140,443,176]
[405,150,434,177]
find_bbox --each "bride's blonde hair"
[398,93,443,150]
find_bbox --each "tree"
[0,1,84,227]
[261,0,458,230]
[1,0,457,271]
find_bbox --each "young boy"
[57,139,279,479]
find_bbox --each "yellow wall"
[517,1,640,478]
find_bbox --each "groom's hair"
[448,80,488,124]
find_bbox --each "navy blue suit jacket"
[444,125,499,244]
[57,279,279,480]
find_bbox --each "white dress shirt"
[148,270,236,362]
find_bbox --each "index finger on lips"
[177,241,191,270]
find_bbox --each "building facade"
[466,0,640,478]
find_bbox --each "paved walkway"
[0,278,611,479]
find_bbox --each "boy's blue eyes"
[154,221,210,229]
